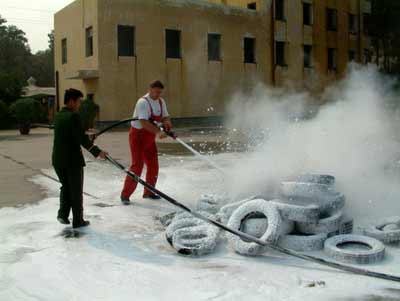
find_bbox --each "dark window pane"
[327,8,338,31]
[86,27,93,57]
[244,37,256,63]
[303,3,313,25]
[275,41,285,66]
[304,45,312,68]
[247,2,257,10]
[275,0,285,21]
[208,34,221,61]
[328,48,337,70]
[166,29,181,59]
[349,13,357,33]
[363,13,371,34]
[118,25,135,57]
[62,38,67,64]
[364,49,371,64]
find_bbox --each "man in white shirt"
[120,80,172,204]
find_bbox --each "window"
[304,45,312,68]
[328,48,337,71]
[208,33,221,61]
[349,50,356,62]
[244,37,256,63]
[303,2,313,26]
[118,25,135,57]
[349,13,357,34]
[87,94,94,100]
[166,29,181,59]
[247,2,257,10]
[327,8,338,31]
[86,27,93,57]
[275,41,286,66]
[275,0,285,21]
[62,38,67,64]
[363,13,371,34]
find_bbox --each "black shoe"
[57,217,70,225]
[120,197,131,205]
[73,220,90,229]
[143,194,161,200]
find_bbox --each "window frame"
[165,29,182,59]
[327,8,338,32]
[275,41,286,67]
[208,33,222,61]
[117,25,135,57]
[244,37,256,64]
[86,26,94,57]
[247,2,257,10]
[275,0,285,21]
[303,44,313,68]
[303,2,313,26]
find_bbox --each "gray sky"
[0,0,74,52]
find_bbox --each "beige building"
[54,0,372,122]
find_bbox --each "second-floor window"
[208,33,221,61]
[166,29,181,59]
[86,27,93,57]
[303,2,313,26]
[275,0,285,21]
[62,38,67,64]
[327,8,338,31]
[118,25,135,57]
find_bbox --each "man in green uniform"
[52,88,108,228]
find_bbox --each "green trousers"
[54,167,84,225]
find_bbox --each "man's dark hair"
[150,80,164,89]
[64,88,84,104]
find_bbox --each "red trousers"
[121,127,159,198]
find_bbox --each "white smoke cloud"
[224,65,400,224]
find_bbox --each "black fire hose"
[106,153,400,284]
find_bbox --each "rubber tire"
[269,199,320,223]
[227,199,281,256]
[172,224,220,256]
[363,216,400,244]
[324,235,385,264]
[286,174,335,186]
[166,218,205,245]
[196,194,227,214]
[241,217,294,238]
[296,211,343,235]
[278,233,327,252]
[328,214,354,237]
[280,182,336,199]
[217,196,258,224]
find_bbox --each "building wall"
[54,0,99,105]
[54,0,371,121]
[95,0,271,120]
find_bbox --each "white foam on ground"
[1,155,400,300]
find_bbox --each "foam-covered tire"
[296,211,343,235]
[324,235,385,264]
[196,194,227,214]
[270,199,320,223]
[227,199,281,256]
[172,224,220,256]
[328,214,354,237]
[280,182,336,199]
[217,197,257,224]
[278,233,327,252]
[241,217,294,238]
[166,218,205,245]
[286,174,335,186]
[363,216,400,244]
[318,193,346,216]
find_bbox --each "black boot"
[120,196,131,205]
[73,220,90,229]
[57,216,70,225]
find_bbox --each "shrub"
[79,98,99,131]
[9,98,42,134]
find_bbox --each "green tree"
[0,16,31,103]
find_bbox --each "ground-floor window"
[244,37,256,64]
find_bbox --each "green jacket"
[52,107,101,168]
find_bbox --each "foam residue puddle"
[337,242,373,251]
